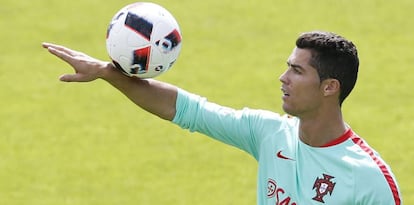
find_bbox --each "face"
[279,47,324,117]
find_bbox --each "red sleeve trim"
[351,134,401,205]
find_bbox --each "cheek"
[294,80,322,102]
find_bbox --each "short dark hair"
[296,31,359,105]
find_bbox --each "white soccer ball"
[106,2,182,78]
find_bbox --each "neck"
[298,108,347,147]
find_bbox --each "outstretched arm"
[42,42,178,121]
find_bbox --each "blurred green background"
[1,0,412,204]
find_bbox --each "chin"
[282,104,293,114]
[282,104,298,117]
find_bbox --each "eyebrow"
[287,61,305,70]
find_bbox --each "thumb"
[59,73,94,82]
[59,74,78,82]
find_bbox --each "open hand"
[42,42,112,82]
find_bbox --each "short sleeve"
[172,88,286,159]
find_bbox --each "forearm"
[100,63,178,121]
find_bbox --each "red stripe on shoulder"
[351,134,401,205]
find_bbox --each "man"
[42,31,402,204]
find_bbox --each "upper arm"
[172,88,285,159]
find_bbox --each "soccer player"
[42,31,402,204]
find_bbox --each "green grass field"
[1,0,413,204]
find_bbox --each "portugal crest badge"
[312,173,336,203]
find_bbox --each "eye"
[291,67,302,74]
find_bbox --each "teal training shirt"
[172,89,402,205]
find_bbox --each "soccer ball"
[106,2,182,78]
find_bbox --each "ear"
[321,79,340,97]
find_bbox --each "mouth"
[281,87,290,97]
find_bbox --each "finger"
[42,42,79,57]
[59,74,77,82]
[46,46,75,64]
[42,42,57,49]
[59,73,88,82]
[42,42,50,48]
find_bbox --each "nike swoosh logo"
[276,150,295,161]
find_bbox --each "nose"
[279,70,288,84]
